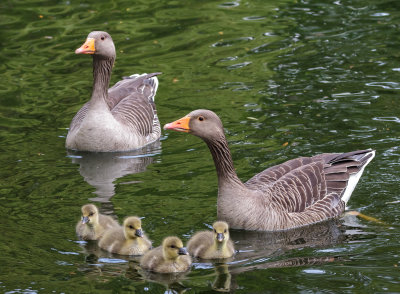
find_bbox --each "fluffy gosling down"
[76,204,119,240]
[98,216,152,256]
[187,221,235,259]
[140,236,192,273]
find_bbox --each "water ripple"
[98,258,129,264]
[243,16,266,21]
[227,61,252,70]
[366,82,400,90]
[211,37,254,47]
[372,117,400,123]
[219,1,240,8]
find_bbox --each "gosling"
[140,236,192,273]
[76,204,119,240]
[187,221,235,259]
[98,216,152,255]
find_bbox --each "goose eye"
[89,212,94,216]
[214,229,217,233]
[198,116,204,121]
[101,36,105,40]
[170,245,176,249]
[129,225,134,229]
[224,229,227,233]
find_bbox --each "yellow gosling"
[188,221,235,259]
[98,216,152,255]
[76,204,118,241]
[140,236,192,273]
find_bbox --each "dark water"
[1,0,399,292]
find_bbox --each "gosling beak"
[82,216,89,224]
[135,228,144,237]
[163,116,191,133]
[178,247,188,255]
[75,38,95,54]
[217,233,224,242]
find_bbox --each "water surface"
[1,0,399,293]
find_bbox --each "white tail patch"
[148,76,159,102]
[342,150,375,205]
[128,73,159,102]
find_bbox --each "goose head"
[75,31,115,59]
[164,109,225,141]
[162,236,188,260]
[213,221,230,243]
[80,204,99,226]
[123,216,144,240]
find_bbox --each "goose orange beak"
[75,38,95,54]
[164,116,191,133]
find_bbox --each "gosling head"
[75,31,116,60]
[80,204,99,226]
[162,236,188,260]
[123,216,144,240]
[213,221,230,243]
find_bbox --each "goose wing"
[67,73,160,135]
[108,72,161,110]
[68,102,89,134]
[111,73,161,138]
[247,149,375,213]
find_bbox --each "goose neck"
[90,56,114,105]
[205,135,243,187]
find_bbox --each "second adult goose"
[66,31,161,152]
[164,109,375,231]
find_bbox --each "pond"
[1,0,399,292]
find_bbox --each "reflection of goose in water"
[211,255,340,292]
[134,264,190,294]
[67,141,161,201]
[231,219,346,260]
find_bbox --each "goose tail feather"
[126,72,161,102]
[336,149,375,204]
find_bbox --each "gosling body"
[99,216,151,255]
[140,236,192,273]
[188,221,235,259]
[76,204,118,240]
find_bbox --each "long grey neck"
[204,134,244,188]
[90,56,114,107]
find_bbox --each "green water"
[1,0,399,292]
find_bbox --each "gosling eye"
[129,225,134,229]
[89,212,94,216]
[224,229,227,233]
[198,116,204,121]
[170,245,176,249]
[214,229,217,233]
[101,36,105,40]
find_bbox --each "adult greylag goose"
[66,31,161,152]
[164,109,375,231]
[187,221,235,259]
[98,216,152,255]
[140,236,192,273]
[76,204,119,240]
